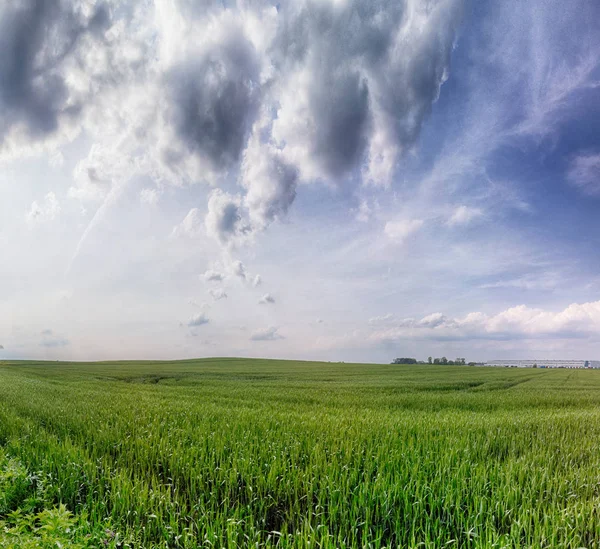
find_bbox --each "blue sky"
[1,0,599,363]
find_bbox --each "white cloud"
[49,151,64,168]
[230,260,247,280]
[355,198,374,223]
[259,293,275,305]
[567,153,600,196]
[189,299,210,309]
[418,312,448,328]
[225,260,262,287]
[448,205,483,226]
[384,219,424,244]
[209,289,227,301]
[202,270,224,282]
[26,192,60,226]
[368,313,396,326]
[251,326,284,341]
[241,113,298,230]
[69,145,132,203]
[369,301,600,342]
[205,189,250,247]
[140,188,161,205]
[188,313,209,327]
[172,208,203,238]
[40,329,69,348]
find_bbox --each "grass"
[0,358,599,548]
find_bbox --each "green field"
[1,359,599,548]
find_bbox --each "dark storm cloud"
[0,0,111,142]
[370,2,460,148]
[166,32,260,172]
[160,0,464,237]
[0,0,466,248]
[268,0,391,180]
[266,0,463,183]
[310,70,370,179]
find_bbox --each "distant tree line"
[429,357,466,365]
[392,357,474,365]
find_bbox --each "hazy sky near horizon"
[1,0,600,363]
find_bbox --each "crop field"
[0,359,600,548]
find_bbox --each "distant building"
[485,359,600,369]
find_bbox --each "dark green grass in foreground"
[0,358,599,548]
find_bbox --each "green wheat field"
[1,358,599,548]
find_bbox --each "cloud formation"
[209,289,227,301]
[268,0,463,187]
[1,0,465,248]
[258,293,275,305]
[202,270,224,282]
[40,332,69,348]
[384,219,423,244]
[567,153,600,196]
[251,326,284,341]
[448,205,483,226]
[3,0,598,363]
[26,192,60,226]
[0,0,110,146]
[140,188,160,205]
[370,301,600,342]
[188,313,209,327]
[172,208,203,238]
[204,190,250,246]
[165,23,261,176]
[230,260,247,280]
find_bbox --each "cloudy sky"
[1,0,600,363]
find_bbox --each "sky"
[1,0,600,363]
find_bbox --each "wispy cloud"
[26,192,60,226]
[251,327,284,342]
[447,206,483,227]
[567,153,600,196]
[39,329,69,348]
[384,219,423,244]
